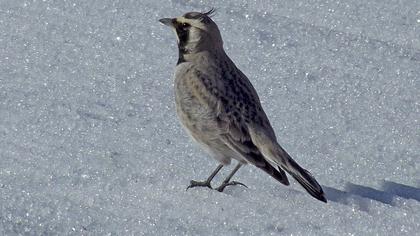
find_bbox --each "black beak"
[159,18,175,27]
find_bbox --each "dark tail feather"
[257,160,290,186]
[286,158,327,203]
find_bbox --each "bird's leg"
[215,163,248,192]
[186,164,223,190]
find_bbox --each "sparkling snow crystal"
[0,0,419,235]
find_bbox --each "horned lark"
[159,9,327,202]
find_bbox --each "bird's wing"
[220,134,289,186]
[190,66,289,185]
[192,65,326,202]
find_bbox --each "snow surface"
[1,0,419,235]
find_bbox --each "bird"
[159,9,327,202]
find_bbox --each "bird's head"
[159,9,223,56]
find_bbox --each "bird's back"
[174,50,276,142]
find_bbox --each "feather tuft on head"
[203,8,216,17]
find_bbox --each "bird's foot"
[186,180,212,190]
[215,181,248,192]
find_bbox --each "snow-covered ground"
[1,0,419,235]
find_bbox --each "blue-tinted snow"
[0,0,419,235]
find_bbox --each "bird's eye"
[181,23,189,28]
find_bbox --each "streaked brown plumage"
[159,10,327,202]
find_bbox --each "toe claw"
[186,180,212,190]
[231,181,248,188]
[215,181,248,192]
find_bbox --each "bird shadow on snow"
[323,181,420,210]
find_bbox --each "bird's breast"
[173,63,221,139]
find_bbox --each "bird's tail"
[277,146,327,202]
[248,125,327,202]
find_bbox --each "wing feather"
[189,65,290,185]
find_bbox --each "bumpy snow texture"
[1,0,419,235]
